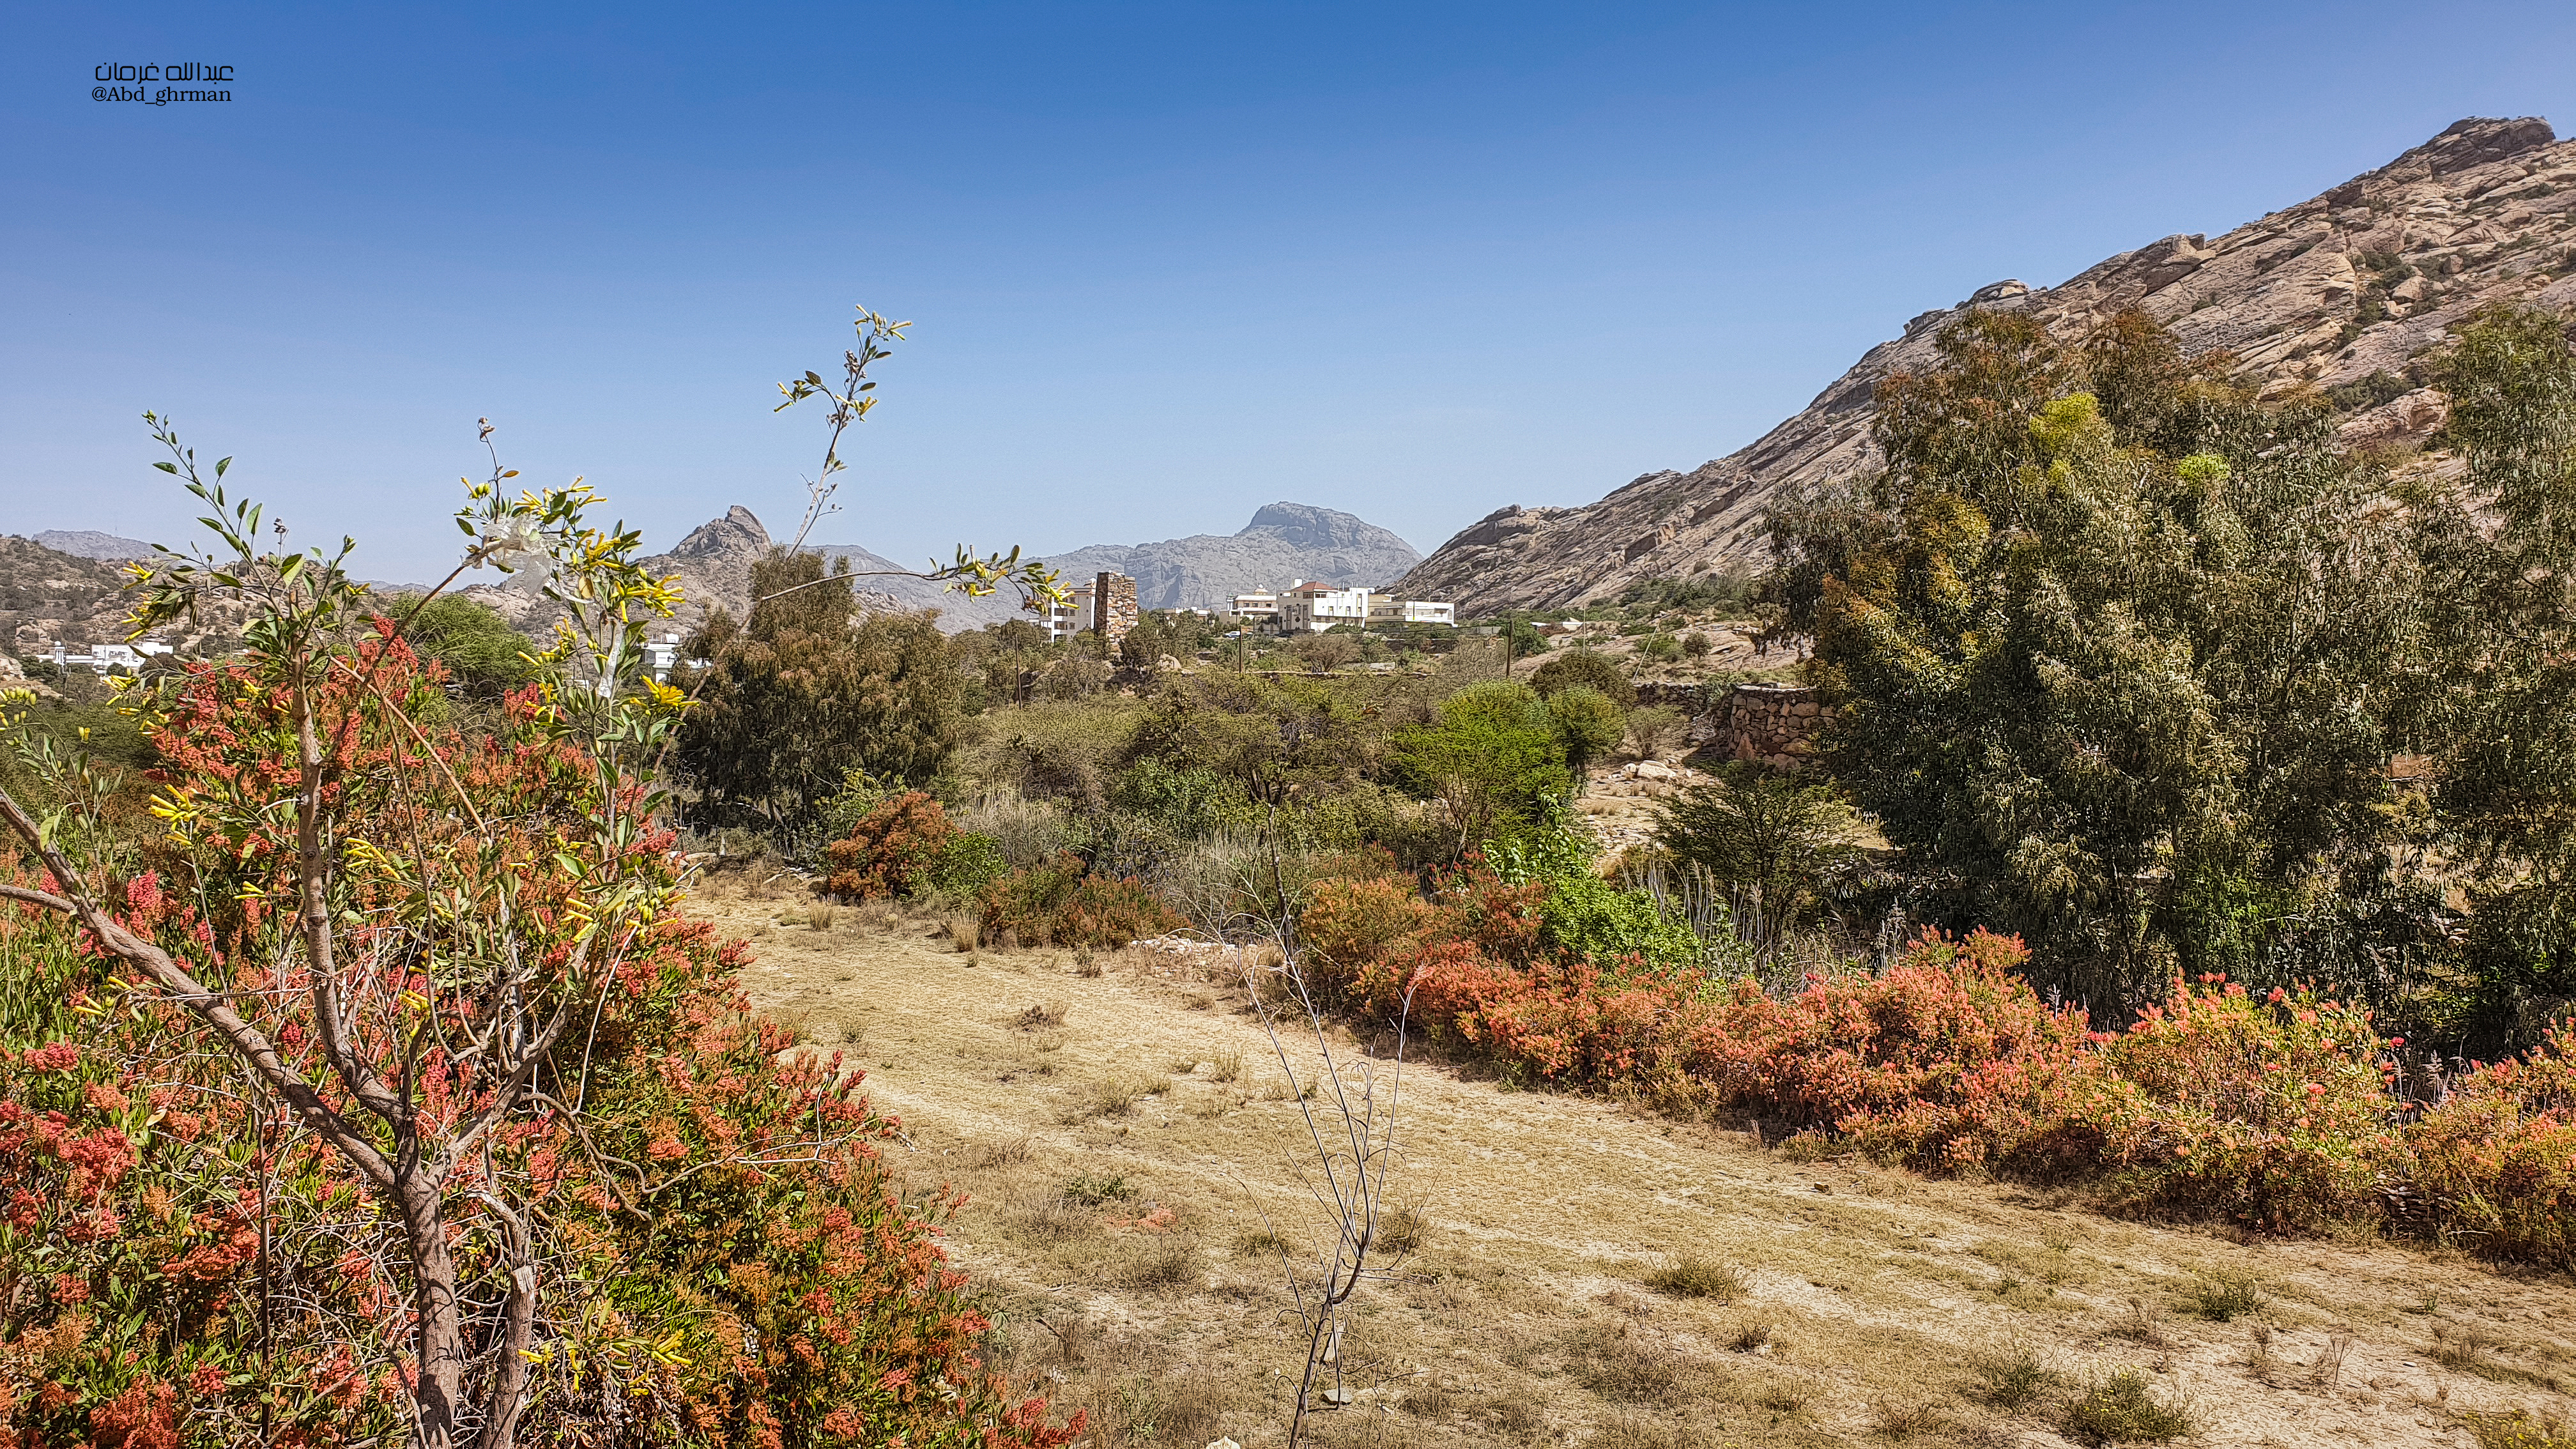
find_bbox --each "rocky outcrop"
[639,505,774,623]
[1393,116,2576,616]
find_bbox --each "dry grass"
[2184,1267,2267,1321]
[2062,1368,2191,1445]
[1057,1071,1172,1123]
[1588,1411,1689,1449]
[1115,1232,1200,1293]
[1012,999,1070,1031]
[1643,1249,1743,1301]
[1375,1204,1429,1257]
[689,874,2576,1449]
[2312,1327,2355,1390]
[1568,1325,1699,1404]
[2113,1296,2171,1347]
[1968,1337,2055,1409]
[1869,1394,1951,1440]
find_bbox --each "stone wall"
[1634,679,1832,769]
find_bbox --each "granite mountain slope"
[1391,116,2576,616]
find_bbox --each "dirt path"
[700,882,2573,1448]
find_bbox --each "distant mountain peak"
[31,530,157,562]
[1238,502,1409,554]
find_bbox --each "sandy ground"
[694,876,2575,1449]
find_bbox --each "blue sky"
[6,3,2573,581]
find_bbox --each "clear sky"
[6,3,2573,582]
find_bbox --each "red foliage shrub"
[1298,862,2576,1259]
[976,854,1178,949]
[2086,980,2412,1232]
[1,649,1080,1446]
[824,791,959,900]
[2412,1027,2576,1262]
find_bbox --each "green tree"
[1768,309,2426,1005]
[1117,610,1173,670]
[388,592,535,699]
[1653,765,1862,943]
[1388,680,1570,854]
[1528,647,1637,707]
[1545,684,1625,772]
[1498,615,1551,663]
[676,550,963,843]
[2419,305,2576,1046]
[1123,673,1373,809]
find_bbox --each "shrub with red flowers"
[2411,1027,2576,1262]
[1294,857,2576,1262]
[2,452,1077,1446]
[976,852,1178,949]
[2083,980,2413,1232]
[823,791,958,900]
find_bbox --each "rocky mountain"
[1,536,139,657]
[1033,502,1423,611]
[32,530,159,562]
[0,535,262,659]
[1392,116,2576,616]
[804,501,1423,631]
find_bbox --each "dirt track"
[699,880,2575,1448]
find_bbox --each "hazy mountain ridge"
[808,501,1422,631]
[1391,116,2576,616]
[31,530,160,562]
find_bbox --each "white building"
[1042,595,1085,643]
[643,632,686,682]
[1368,597,1456,627]
[48,640,172,675]
[1230,588,1282,624]
[1278,583,1372,632]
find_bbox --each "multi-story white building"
[1230,588,1282,624]
[1368,597,1456,627]
[1042,595,1085,643]
[1278,583,1372,632]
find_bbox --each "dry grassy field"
[693,871,2575,1449]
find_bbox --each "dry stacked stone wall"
[1633,680,1834,770]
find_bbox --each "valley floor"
[694,877,2575,1449]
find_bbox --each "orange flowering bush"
[823,791,958,901]
[2411,1027,2576,1262]
[4,643,1079,1445]
[2086,979,2413,1232]
[1297,862,2575,1261]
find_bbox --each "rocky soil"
[1393,116,2576,616]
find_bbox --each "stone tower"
[1091,572,1139,641]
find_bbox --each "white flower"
[477,515,549,575]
